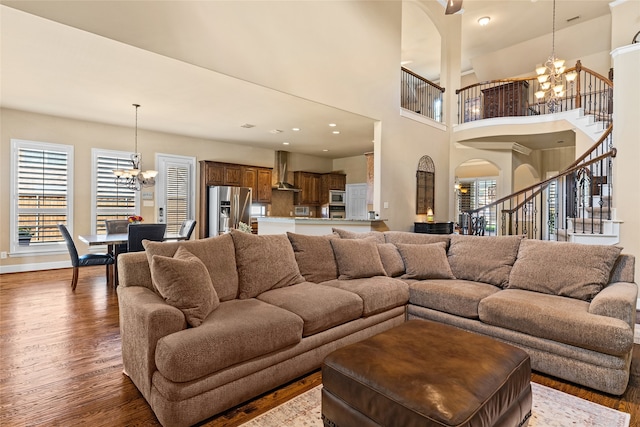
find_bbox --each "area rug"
[240,382,630,427]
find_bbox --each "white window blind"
[92,149,139,234]
[11,140,73,250]
[165,165,189,234]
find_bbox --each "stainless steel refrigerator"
[208,186,252,236]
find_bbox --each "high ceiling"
[1,1,613,158]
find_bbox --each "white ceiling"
[1,1,613,158]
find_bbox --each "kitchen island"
[257,217,388,236]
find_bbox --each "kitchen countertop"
[258,217,386,222]
[256,217,388,235]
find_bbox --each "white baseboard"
[0,260,71,275]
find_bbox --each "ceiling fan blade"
[445,0,463,15]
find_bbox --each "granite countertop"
[258,217,386,222]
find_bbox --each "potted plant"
[18,227,32,246]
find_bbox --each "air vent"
[240,123,255,128]
[269,129,284,134]
[566,16,580,22]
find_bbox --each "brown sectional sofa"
[117,228,637,426]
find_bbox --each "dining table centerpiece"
[128,215,144,224]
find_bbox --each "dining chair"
[127,223,167,252]
[178,219,197,240]
[58,224,115,291]
[105,219,129,254]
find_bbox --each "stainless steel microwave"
[329,190,346,205]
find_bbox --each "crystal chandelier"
[534,0,577,113]
[113,104,158,191]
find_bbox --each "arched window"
[416,156,435,214]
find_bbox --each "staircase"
[460,125,620,245]
[454,60,619,245]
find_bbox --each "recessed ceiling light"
[323,149,329,152]
[478,16,490,26]
[292,127,300,131]
[332,131,340,134]
[329,123,337,127]
[282,142,290,145]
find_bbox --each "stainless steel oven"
[328,205,346,219]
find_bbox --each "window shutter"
[16,145,70,244]
[94,153,137,234]
[165,165,189,234]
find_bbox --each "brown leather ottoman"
[322,320,532,427]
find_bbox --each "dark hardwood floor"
[1,266,638,426]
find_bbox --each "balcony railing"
[401,67,445,123]
[455,61,613,127]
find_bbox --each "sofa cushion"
[332,228,385,244]
[321,276,409,317]
[409,279,501,319]
[150,247,220,327]
[383,231,450,247]
[377,243,405,277]
[257,282,363,336]
[447,234,523,287]
[155,299,304,383]
[231,230,305,299]
[330,238,387,280]
[143,233,238,301]
[396,242,455,280]
[479,289,633,356]
[287,232,339,283]
[507,240,622,301]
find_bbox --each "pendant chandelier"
[534,0,577,113]
[113,104,157,191]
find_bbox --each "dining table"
[78,231,187,286]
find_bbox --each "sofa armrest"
[117,286,186,400]
[589,281,638,328]
[118,251,154,291]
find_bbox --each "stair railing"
[455,60,613,126]
[459,125,615,241]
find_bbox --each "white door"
[156,154,196,234]
[346,183,368,219]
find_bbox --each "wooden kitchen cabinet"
[243,166,272,203]
[256,168,272,203]
[322,173,346,191]
[482,81,529,119]
[294,171,321,205]
[320,173,346,204]
[203,161,242,187]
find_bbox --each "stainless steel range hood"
[273,151,301,191]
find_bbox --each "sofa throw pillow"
[396,242,455,280]
[384,231,450,247]
[507,240,622,301]
[377,243,405,277]
[150,246,220,327]
[287,232,339,283]
[447,234,523,287]
[143,233,238,301]
[231,230,305,299]
[332,228,385,244]
[330,238,387,280]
